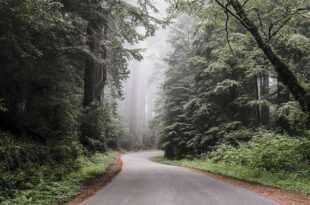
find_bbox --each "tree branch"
[224,2,236,56]
[213,0,250,30]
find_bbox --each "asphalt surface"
[81,151,281,205]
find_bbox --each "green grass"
[1,152,117,205]
[153,156,310,195]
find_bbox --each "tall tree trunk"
[84,21,107,106]
[219,0,310,120]
[83,23,97,107]
[261,75,270,126]
[255,76,261,125]
[95,23,108,102]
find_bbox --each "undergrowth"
[154,132,310,194]
[0,148,117,205]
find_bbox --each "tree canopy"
[154,0,310,159]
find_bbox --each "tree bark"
[226,0,310,117]
[95,23,108,102]
[261,75,270,126]
[255,76,261,125]
[83,23,97,107]
[84,21,107,106]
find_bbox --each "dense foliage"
[0,0,160,203]
[1,0,310,203]
[155,131,310,194]
[154,0,310,171]
[208,131,310,173]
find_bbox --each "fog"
[118,0,171,146]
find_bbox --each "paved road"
[81,151,280,205]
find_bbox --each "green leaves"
[286,34,310,52]
[206,129,309,173]
[157,0,310,160]
[274,101,308,133]
[211,79,240,95]
[246,99,272,108]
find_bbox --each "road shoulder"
[64,154,122,205]
[153,157,310,205]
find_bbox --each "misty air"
[0,0,310,205]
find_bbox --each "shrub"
[274,101,308,134]
[0,133,41,171]
[79,102,109,153]
[0,132,82,198]
[208,130,310,174]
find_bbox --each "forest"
[0,0,161,204]
[158,0,310,158]
[0,0,310,204]
[153,0,310,195]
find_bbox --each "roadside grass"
[1,152,117,205]
[153,156,310,195]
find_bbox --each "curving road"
[81,151,280,205]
